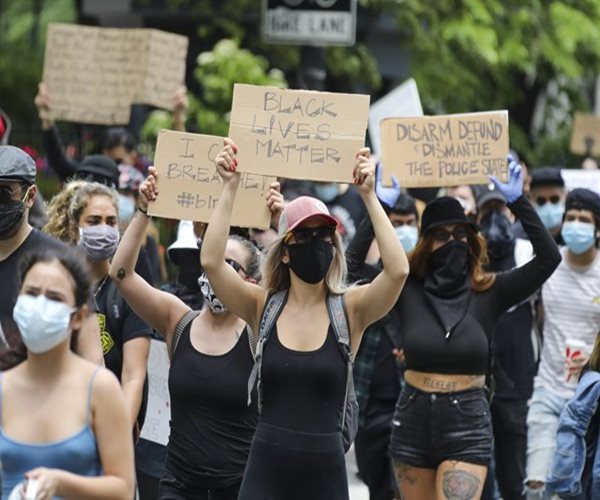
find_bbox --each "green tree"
[368,0,600,165]
[0,0,76,143]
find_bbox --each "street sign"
[263,0,357,46]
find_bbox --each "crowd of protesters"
[0,78,598,500]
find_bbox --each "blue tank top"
[0,367,103,499]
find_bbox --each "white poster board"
[561,168,600,195]
[139,339,171,446]
[368,78,423,157]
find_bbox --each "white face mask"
[13,295,74,354]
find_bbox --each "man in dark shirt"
[0,146,103,367]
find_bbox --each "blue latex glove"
[375,162,401,208]
[490,155,523,203]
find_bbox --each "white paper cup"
[565,338,592,386]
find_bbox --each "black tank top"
[261,324,346,433]
[166,321,258,489]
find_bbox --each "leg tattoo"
[395,463,418,486]
[442,469,480,499]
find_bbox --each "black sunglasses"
[0,184,27,204]
[226,258,248,277]
[431,225,468,243]
[287,226,336,245]
[536,195,561,206]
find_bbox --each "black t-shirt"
[0,229,65,358]
[94,278,152,426]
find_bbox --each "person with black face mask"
[0,146,103,369]
[201,139,409,499]
[390,158,561,500]
[109,167,284,499]
[476,184,538,500]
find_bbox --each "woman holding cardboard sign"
[109,166,284,499]
[389,157,560,500]
[201,138,409,499]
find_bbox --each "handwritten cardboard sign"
[43,23,188,125]
[148,130,274,229]
[139,339,170,446]
[229,84,370,182]
[570,113,600,157]
[380,111,509,188]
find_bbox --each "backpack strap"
[247,290,288,408]
[326,293,354,432]
[170,310,200,360]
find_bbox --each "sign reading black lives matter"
[229,84,370,183]
[148,130,274,229]
[263,0,357,46]
[380,111,510,188]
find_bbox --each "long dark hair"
[0,246,92,370]
[408,227,496,292]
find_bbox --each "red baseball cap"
[278,196,337,237]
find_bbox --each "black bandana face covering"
[480,210,515,262]
[0,199,26,240]
[287,238,334,284]
[424,240,471,338]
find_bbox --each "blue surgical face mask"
[313,183,339,203]
[395,225,418,252]
[536,202,564,229]
[13,295,74,354]
[118,194,135,224]
[561,221,596,255]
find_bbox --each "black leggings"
[238,423,349,500]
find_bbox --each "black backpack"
[246,290,359,452]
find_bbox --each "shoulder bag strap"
[170,310,200,360]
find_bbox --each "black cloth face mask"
[480,209,516,263]
[0,199,26,240]
[423,240,471,338]
[287,238,334,284]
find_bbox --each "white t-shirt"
[535,247,600,398]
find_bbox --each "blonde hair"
[260,231,347,294]
[44,181,119,244]
[44,180,87,243]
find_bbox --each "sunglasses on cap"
[285,226,336,245]
[226,258,248,277]
[535,195,561,206]
[430,225,469,243]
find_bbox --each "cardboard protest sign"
[229,84,370,182]
[139,340,170,446]
[570,113,600,157]
[148,130,274,229]
[369,78,423,156]
[380,111,509,188]
[43,23,188,125]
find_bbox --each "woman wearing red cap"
[389,158,561,500]
[200,138,409,499]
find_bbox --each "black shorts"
[158,469,240,500]
[389,383,492,468]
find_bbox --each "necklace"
[94,275,109,298]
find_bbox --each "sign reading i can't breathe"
[229,84,370,183]
[380,111,510,188]
[148,130,274,229]
[263,0,357,46]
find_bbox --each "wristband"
[138,206,149,216]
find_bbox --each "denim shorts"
[389,383,493,468]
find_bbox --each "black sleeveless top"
[261,324,346,433]
[166,321,258,489]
